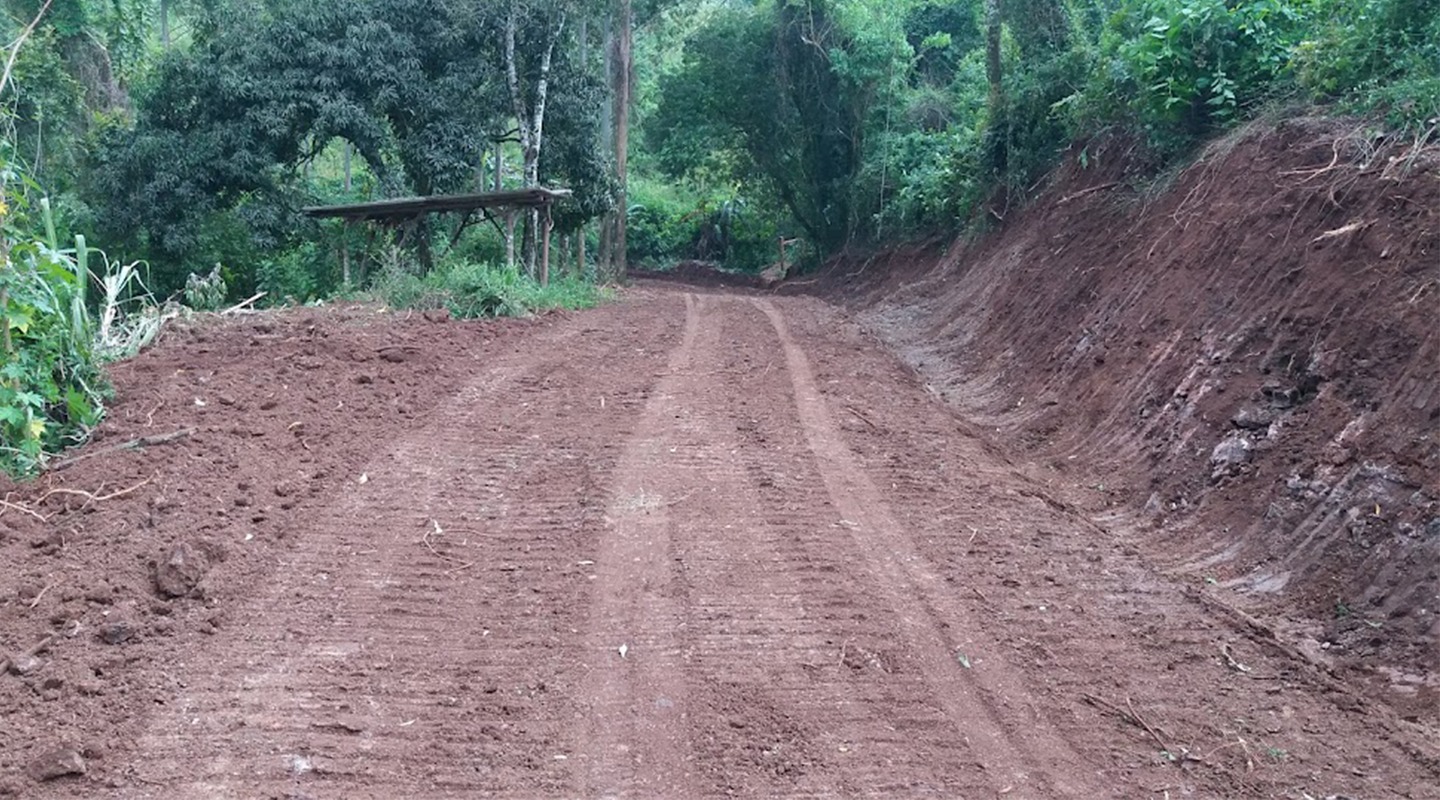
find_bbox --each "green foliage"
[1091,0,1307,147]
[256,241,332,304]
[0,251,106,474]
[650,0,895,251]
[372,258,607,320]
[83,0,615,297]
[620,176,786,272]
[1,157,107,475]
[1295,0,1440,126]
[183,263,227,310]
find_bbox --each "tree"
[611,0,631,275]
[650,0,884,252]
[506,0,567,275]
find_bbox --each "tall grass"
[371,259,610,320]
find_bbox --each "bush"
[1,189,108,475]
[371,258,607,320]
[1295,0,1440,127]
[1087,0,1308,151]
[184,264,228,310]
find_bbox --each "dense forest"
[1,0,1437,473]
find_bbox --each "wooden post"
[541,204,553,288]
[577,223,587,276]
[341,220,352,288]
[504,210,517,269]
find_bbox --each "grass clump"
[373,259,610,320]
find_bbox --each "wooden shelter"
[302,187,572,285]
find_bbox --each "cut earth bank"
[806,117,1440,725]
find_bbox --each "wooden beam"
[302,188,572,223]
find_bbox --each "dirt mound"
[818,117,1440,721]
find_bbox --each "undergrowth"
[371,259,609,320]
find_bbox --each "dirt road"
[3,287,1437,798]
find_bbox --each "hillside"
[821,117,1440,720]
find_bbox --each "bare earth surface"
[2,286,1438,798]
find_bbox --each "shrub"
[184,264,228,310]
[1087,0,1309,151]
[1,190,107,475]
[372,258,607,320]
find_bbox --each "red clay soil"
[811,117,1440,729]
[1,283,1438,798]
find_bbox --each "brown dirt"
[806,118,1440,731]
[0,278,1437,798]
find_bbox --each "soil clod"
[26,748,86,782]
[153,542,210,598]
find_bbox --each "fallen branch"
[1058,182,1120,204]
[222,292,267,314]
[46,429,193,472]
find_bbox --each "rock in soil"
[7,653,44,676]
[1210,435,1253,467]
[153,542,210,598]
[99,621,136,645]
[26,748,86,782]
[1231,404,1276,430]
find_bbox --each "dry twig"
[0,629,61,678]
[27,583,55,609]
[47,429,193,472]
[0,499,47,522]
[1058,182,1120,204]
[35,477,153,509]
[846,406,880,431]
[424,521,476,573]
[1082,693,1191,761]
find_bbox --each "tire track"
[574,292,702,799]
[752,297,1101,798]
[118,307,681,799]
[668,296,988,797]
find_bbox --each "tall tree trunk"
[506,0,566,277]
[599,14,615,277]
[612,0,632,276]
[343,141,353,193]
[160,0,171,50]
[983,0,1007,175]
